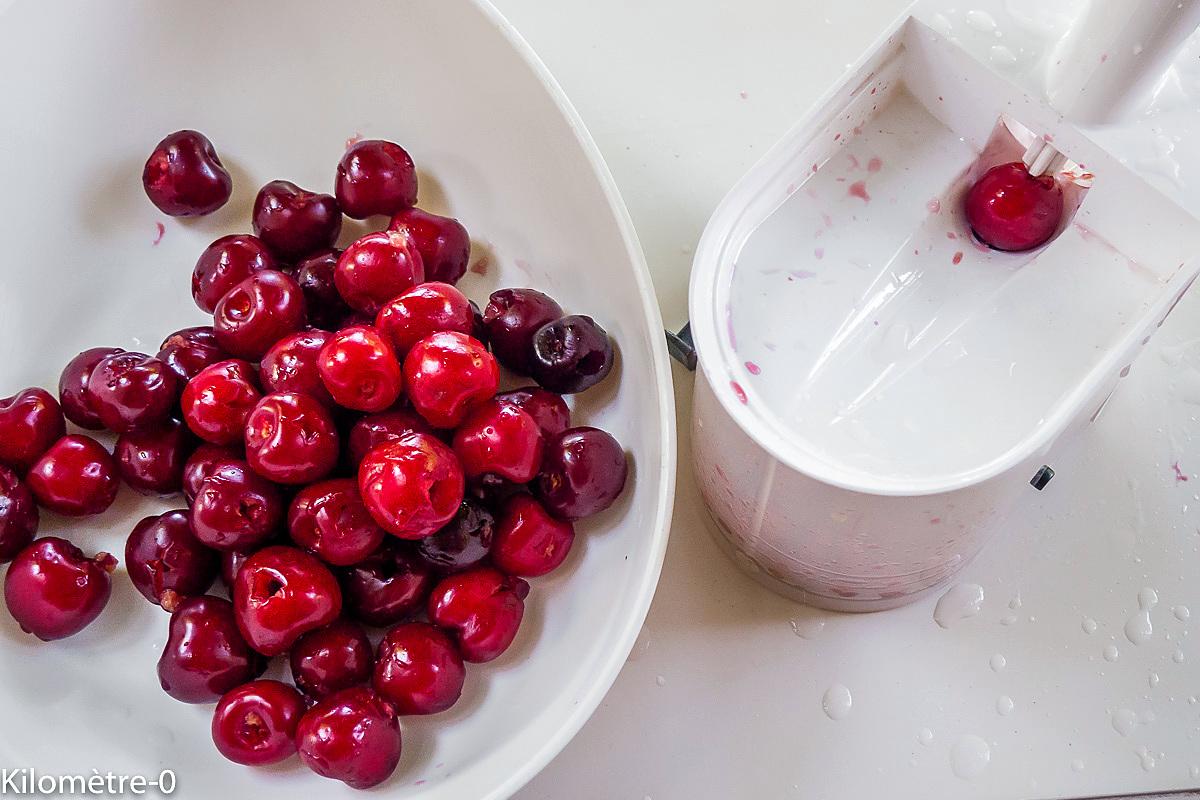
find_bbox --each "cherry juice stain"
[867,157,882,173]
[1173,462,1189,483]
[847,154,861,171]
[730,381,748,404]
[848,181,870,202]
[152,222,165,246]
[946,231,957,240]
[926,198,941,213]
[952,251,964,265]
[469,256,490,276]
[744,361,762,375]
[814,247,825,260]
[345,132,363,150]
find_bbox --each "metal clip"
[665,322,697,371]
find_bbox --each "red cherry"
[114,417,196,495]
[334,230,424,314]
[492,494,575,577]
[536,427,628,520]
[192,235,277,313]
[142,130,232,217]
[4,537,116,640]
[358,433,464,539]
[290,618,375,700]
[259,329,334,405]
[244,392,339,485]
[496,386,571,438]
[482,288,563,374]
[233,545,342,656]
[293,249,353,330]
[373,622,465,715]
[375,282,474,357]
[427,567,527,663]
[58,348,124,430]
[85,352,180,433]
[252,180,343,261]
[452,399,544,483]
[212,680,305,766]
[26,435,119,516]
[335,139,418,219]
[403,331,498,428]
[182,443,240,505]
[0,467,38,563]
[181,359,264,446]
[340,540,434,627]
[964,161,1064,252]
[345,409,432,469]
[213,270,307,361]
[288,478,386,566]
[220,550,253,589]
[388,208,471,285]
[157,595,265,703]
[0,388,66,471]
[125,509,219,608]
[189,460,283,552]
[317,325,403,412]
[296,687,402,790]
[157,327,229,384]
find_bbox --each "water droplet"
[950,735,991,779]
[1173,649,1186,663]
[965,9,997,32]
[989,45,1018,67]
[788,617,826,639]
[1111,708,1155,737]
[1191,765,1200,779]
[822,684,853,720]
[1174,605,1191,621]
[1082,617,1098,634]
[1104,644,1120,662]
[1000,614,1018,626]
[655,675,666,687]
[1071,758,1085,773]
[989,654,1006,672]
[996,695,1014,716]
[1136,745,1157,771]
[1149,672,1160,688]
[918,728,934,745]
[1124,588,1158,645]
[934,584,984,629]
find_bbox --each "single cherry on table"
[373,621,466,715]
[26,434,120,517]
[335,139,418,219]
[964,161,1064,252]
[4,537,116,641]
[212,680,305,766]
[296,686,403,789]
[142,130,232,217]
[158,595,265,704]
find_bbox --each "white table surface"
[491,1,1200,798]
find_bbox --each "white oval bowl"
[0,1,675,797]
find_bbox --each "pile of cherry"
[0,130,627,789]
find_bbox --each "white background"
[493,1,1200,798]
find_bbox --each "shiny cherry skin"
[0,388,66,471]
[157,326,228,384]
[26,435,119,516]
[388,208,471,285]
[142,130,232,216]
[288,479,386,567]
[221,549,253,589]
[403,331,499,429]
[296,686,402,790]
[125,509,219,608]
[212,680,305,766]
[415,499,494,574]
[244,392,339,485]
[482,288,563,374]
[492,494,575,577]
[317,325,403,412]
[375,282,474,357]
[335,139,418,219]
[86,352,180,433]
[0,467,38,563]
[497,386,571,438]
[58,347,123,430]
[190,460,283,551]
[213,270,308,361]
[340,540,433,627]
[4,538,116,641]
[290,618,374,699]
[531,315,615,394]
[345,409,432,468]
[258,329,333,406]
[358,433,465,539]
[373,622,465,715]
[428,567,528,663]
[334,230,424,314]
[965,161,1064,252]
[536,426,627,520]
[157,595,265,703]
[252,180,343,261]
[181,359,264,445]
[114,417,196,494]
[192,235,278,313]
[293,249,352,330]
[452,399,544,483]
[182,443,240,504]
[233,545,342,656]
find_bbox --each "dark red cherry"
[373,621,465,715]
[0,467,38,563]
[190,459,283,551]
[388,208,471,285]
[244,392,339,485]
[340,540,433,627]
[58,347,123,430]
[452,399,544,483]
[181,359,263,446]
[157,595,265,703]
[192,235,277,313]
[335,139,418,219]
[233,545,342,656]
[492,494,575,577]
[221,549,253,589]
[252,180,343,261]
[212,680,305,766]
[293,249,352,330]
[345,409,432,469]
[358,433,465,539]
[965,161,1064,252]
[482,288,563,374]
[375,281,474,357]
[213,270,307,361]
[157,327,229,384]
[536,426,627,521]
[259,330,334,406]
[182,443,240,505]
[125,509,219,608]
[296,687,402,789]
[530,315,615,394]
[142,130,232,217]
[403,331,499,429]
[4,538,116,640]
[288,479,386,567]
[0,388,66,471]
[414,499,494,574]
[334,230,424,314]
[427,567,528,663]
[86,352,180,433]
[317,325,403,413]
[290,618,374,699]
[496,386,571,437]
[114,417,196,495]
[26,435,119,516]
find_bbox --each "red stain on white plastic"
[833,133,841,142]
[345,132,363,150]
[470,256,490,276]
[952,251,964,265]
[821,212,833,228]
[848,181,870,202]
[1173,462,1189,483]
[852,125,863,136]
[1044,133,1054,143]
[946,231,957,240]
[814,247,825,260]
[811,162,819,173]
[726,306,738,350]
[926,198,941,213]
[867,157,882,173]
[730,381,748,404]
[929,517,941,525]
[152,222,165,246]
[1100,53,1108,64]
[790,269,817,280]
[745,361,761,375]
[739,90,748,100]
[847,154,861,171]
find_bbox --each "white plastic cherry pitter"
[679,2,1200,610]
